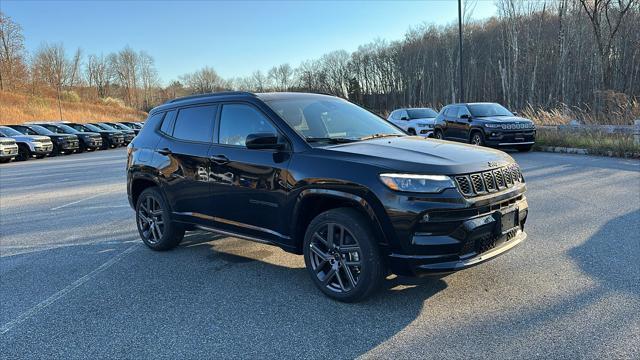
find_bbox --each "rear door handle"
[157,148,172,155]
[210,155,229,164]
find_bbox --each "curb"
[535,146,640,159]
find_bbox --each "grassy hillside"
[0,91,147,125]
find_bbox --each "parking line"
[0,243,139,335]
[50,193,103,211]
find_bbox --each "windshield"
[56,124,79,133]
[467,103,513,117]
[265,97,404,144]
[82,124,103,132]
[113,123,131,130]
[0,126,23,136]
[407,108,438,119]
[29,125,55,135]
[96,123,116,130]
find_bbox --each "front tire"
[407,128,417,136]
[135,187,184,250]
[303,208,384,302]
[434,129,444,140]
[16,144,30,161]
[470,131,485,146]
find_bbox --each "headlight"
[379,173,455,193]
[484,123,502,128]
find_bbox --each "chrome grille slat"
[455,164,523,197]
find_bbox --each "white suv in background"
[0,136,19,163]
[387,107,439,137]
[0,126,53,161]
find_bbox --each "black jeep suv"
[434,102,536,152]
[127,92,529,302]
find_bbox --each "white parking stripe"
[0,243,139,335]
[49,193,103,211]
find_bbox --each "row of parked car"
[0,121,144,163]
[387,102,536,152]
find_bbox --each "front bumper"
[484,130,536,146]
[385,191,528,276]
[0,145,19,158]
[59,140,80,150]
[418,129,434,137]
[32,143,53,154]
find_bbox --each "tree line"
[1,0,638,121]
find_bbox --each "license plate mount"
[501,209,518,233]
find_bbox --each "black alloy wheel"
[471,132,485,146]
[136,187,184,250]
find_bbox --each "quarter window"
[219,104,277,147]
[172,105,216,142]
[159,110,176,135]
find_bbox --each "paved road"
[1,148,639,359]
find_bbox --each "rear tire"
[135,187,185,251]
[517,144,533,152]
[303,208,384,302]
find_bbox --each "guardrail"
[538,120,640,144]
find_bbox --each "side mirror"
[460,114,471,120]
[246,132,283,150]
[512,111,519,116]
[400,116,409,120]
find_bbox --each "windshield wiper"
[305,137,359,144]
[360,133,404,140]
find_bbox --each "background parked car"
[0,126,53,160]
[104,122,139,136]
[91,122,135,145]
[118,121,142,135]
[387,107,439,137]
[36,123,103,152]
[0,136,19,163]
[434,102,536,152]
[9,124,79,155]
[67,123,125,149]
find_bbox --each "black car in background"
[119,121,142,134]
[105,122,139,136]
[36,123,102,152]
[92,122,135,145]
[126,91,529,302]
[433,103,536,152]
[67,123,125,149]
[8,124,79,155]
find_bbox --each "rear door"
[155,104,218,220]
[442,106,459,139]
[207,102,292,243]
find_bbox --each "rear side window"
[159,111,175,134]
[172,105,217,142]
[219,104,277,147]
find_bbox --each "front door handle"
[210,155,230,164]
[157,147,172,155]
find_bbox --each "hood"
[476,116,533,123]
[411,117,436,124]
[48,134,78,140]
[323,136,514,174]
[10,134,52,142]
[0,138,17,145]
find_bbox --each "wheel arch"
[290,189,390,254]
[129,175,160,208]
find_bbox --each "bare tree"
[180,66,225,94]
[32,43,68,119]
[86,53,111,97]
[109,47,139,107]
[0,12,27,91]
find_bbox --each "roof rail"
[165,91,256,104]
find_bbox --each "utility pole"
[458,0,464,103]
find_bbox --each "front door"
[208,102,292,243]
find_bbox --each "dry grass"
[535,127,640,158]
[0,91,147,125]
[522,99,640,126]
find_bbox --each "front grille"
[454,164,524,197]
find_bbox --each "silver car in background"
[0,126,54,161]
[387,107,438,137]
[0,136,19,163]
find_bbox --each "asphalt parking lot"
[0,148,638,359]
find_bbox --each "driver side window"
[457,106,471,118]
[219,104,277,147]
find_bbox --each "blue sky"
[3,0,497,84]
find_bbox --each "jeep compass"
[127,92,529,302]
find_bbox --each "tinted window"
[219,104,276,146]
[160,110,175,135]
[83,124,103,132]
[407,108,438,119]
[0,126,23,136]
[467,103,513,117]
[457,106,472,118]
[172,105,216,142]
